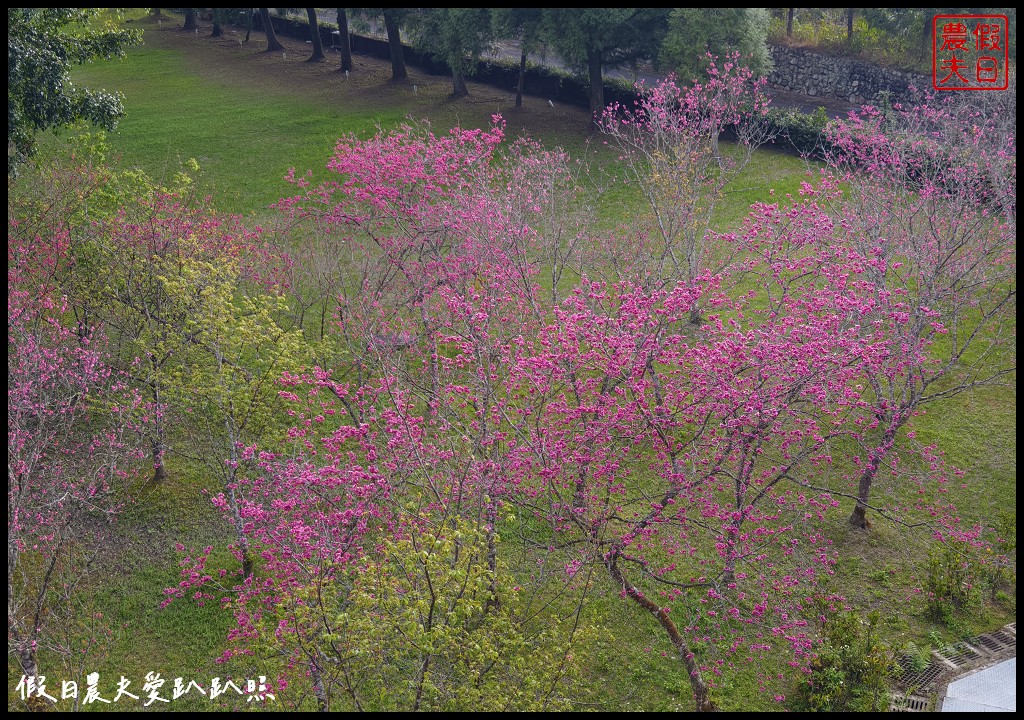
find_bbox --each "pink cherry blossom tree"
[8,283,142,699]
[488,236,899,707]
[597,54,776,310]
[820,93,1016,528]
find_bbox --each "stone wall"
[767,45,930,106]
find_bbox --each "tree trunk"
[226,463,253,579]
[211,19,222,37]
[306,8,325,62]
[787,8,794,38]
[245,9,254,42]
[921,11,936,57]
[516,51,526,108]
[151,437,168,483]
[383,11,407,81]
[310,659,329,711]
[260,8,284,52]
[847,9,854,41]
[17,645,52,711]
[337,8,353,72]
[587,47,604,132]
[183,8,197,32]
[849,422,899,529]
[607,557,717,711]
[452,68,469,98]
[149,377,167,484]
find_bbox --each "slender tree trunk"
[149,371,167,483]
[310,659,329,711]
[17,645,51,711]
[587,47,604,132]
[607,556,717,711]
[260,8,284,52]
[921,11,936,57]
[849,421,900,529]
[337,8,353,72]
[226,462,253,578]
[420,305,439,418]
[413,656,431,711]
[12,613,51,710]
[847,9,854,41]
[787,8,794,38]
[306,8,325,62]
[516,51,526,108]
[151,437,168,483]
[245,9,254,42]
[383,11,407,80]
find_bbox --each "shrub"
[789,610,896,712]
[765,105,831,158]
[923,541,983,626]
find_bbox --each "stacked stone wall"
[767,45,930,106]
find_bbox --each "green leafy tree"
[260,517,590,710]
[860,7,1016,60]
[541,8,671,126]
[7,8,139,175]
[8,129,216,486]
[410,8,493,97]
[162,247,305,577]
[659,8,773,81]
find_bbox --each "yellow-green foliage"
[263,518,592,711]
[158,248,306,452]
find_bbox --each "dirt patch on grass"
[131,14,596,146]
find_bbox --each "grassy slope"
[24,10,1014,713]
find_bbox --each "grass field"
[14,10,1015,712]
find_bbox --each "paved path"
[941,657,1016,712]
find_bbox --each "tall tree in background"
[7,8,140,175]
[659,8,773,80]
[492,8,544,108]
[410,8,493,97]
[337,8,353,72]
[541,8,670,127]
[306,7,325,61]
[259,7,284,52]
